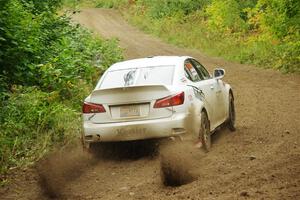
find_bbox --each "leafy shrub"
[0,0,123,97]
[138,0,210,19]
[275,40,300,73]
[0,0,123,176]
[245,0,300,71]
[95,0,128,8]
[0,87,80,173]
[109,0,299,72]
[206,0,248,32]
[252,0,300,39]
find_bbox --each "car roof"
[108,56,191,71]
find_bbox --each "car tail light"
[82,102,106,113]
[154,92,185,108]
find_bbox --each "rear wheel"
[227,92,236,131]
[199,111,211,152]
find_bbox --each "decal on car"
[123,69,136,86]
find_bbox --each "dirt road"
[1,8,300,200]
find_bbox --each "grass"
[83,0,300,73]
[125,11,281,70]
[0,0,123,183]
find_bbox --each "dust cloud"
[37,104,202,197]
[37,143,96,198]
[36,139,159,198]
[159,140,197,187]
[159,102,203,187]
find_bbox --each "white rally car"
[82,56,235,151]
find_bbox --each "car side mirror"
[213,68,225,80]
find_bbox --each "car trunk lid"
[88,85,173,123]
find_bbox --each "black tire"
[199,111,211,152]
[228,92,236,131]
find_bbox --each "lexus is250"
[82,56,235,151]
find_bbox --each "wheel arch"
[201,107,208,116]
[224,84,234,112]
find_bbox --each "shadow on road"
[89,139,160,161]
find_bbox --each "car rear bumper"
[83,113,187,142]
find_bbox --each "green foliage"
[0,0,123,175]
[275,39,300,72]
[0,0,122,96]
[135,0,210,19]
[253,0,300,39]
[66,0,128,9]
[20,0,62,14]
[0,87,80,174]
[206,0,248,32]
[95,0,127,9]
[244,0,300,71]
[107,0,299,72]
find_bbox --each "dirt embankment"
[1,8,299,200]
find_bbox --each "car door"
[184,59,218,130]
[191,59,226,126]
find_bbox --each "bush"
[0,0,123,176]
[139,0,210,19]
[206,0,248,32]
[95,0,128,9]
[0,87,80,174]
[0,0,123,97]
[275,40,300,73]
[107,0,299,73]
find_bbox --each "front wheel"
[199,111,211,152]
[227,92,236,131]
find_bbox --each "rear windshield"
[99,65,174,89]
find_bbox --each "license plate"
[120,105,140,117]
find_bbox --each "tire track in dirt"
[1,8,299,200]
